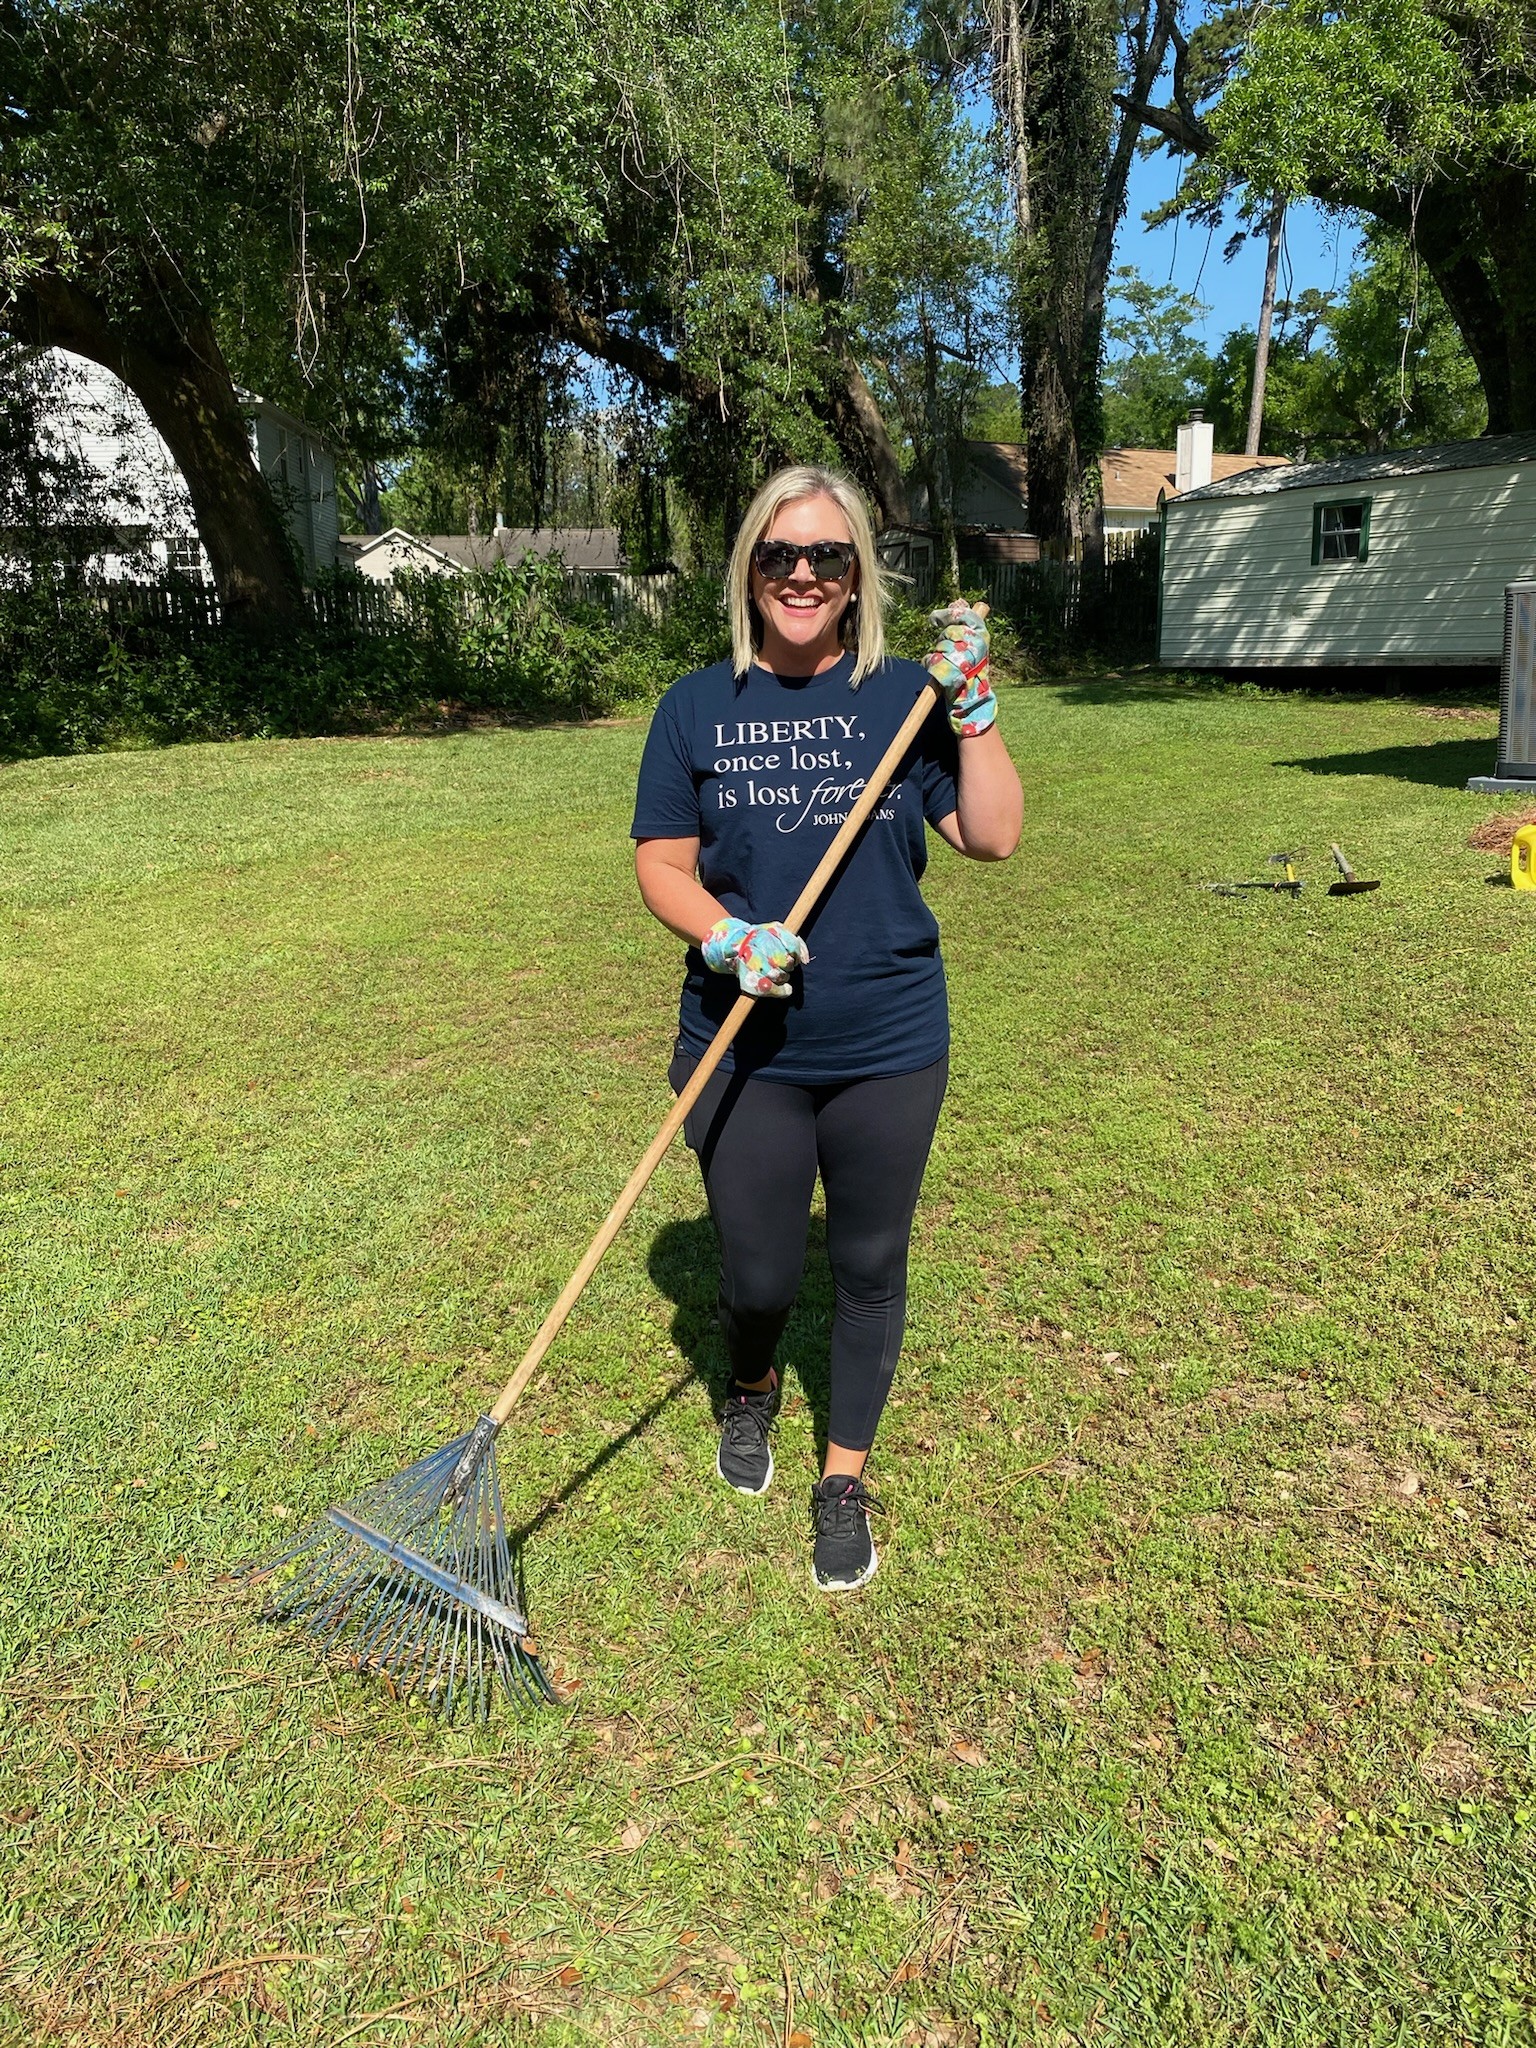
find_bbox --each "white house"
[1159,433,1536,668]
[29,348,339,582]
[337,525,627,581]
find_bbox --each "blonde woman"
[632,465,1021,1591]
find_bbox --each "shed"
[1159,434,1536,668]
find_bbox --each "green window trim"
[1311,496,1372,566]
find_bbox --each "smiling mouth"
[778,591,821,612]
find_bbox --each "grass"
[1,670,1534,2048]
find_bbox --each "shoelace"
[811,1477,885,1533]
[722,1395,773,1453]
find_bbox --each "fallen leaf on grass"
[788,2033,814,2047]
[950,1740,985,1766]
[558,1965,582,1987]
[618,1820,645,1850]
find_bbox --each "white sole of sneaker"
[811,1543,878,1595]
[717,1442,774,1496]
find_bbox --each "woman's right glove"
[702,916,808,998]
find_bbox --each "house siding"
[1160,461,1536,666]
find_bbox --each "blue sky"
[1117,148,1363,346]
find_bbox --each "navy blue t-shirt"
[631,650,959,1083]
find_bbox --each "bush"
[0,559,734,760]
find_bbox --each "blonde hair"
[725,464,887,685]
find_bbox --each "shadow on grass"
[647,1213,836,1467]
[1049,665,1500,712]
[506,1366,698,1549]
[1276,736,1494,789]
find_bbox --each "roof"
[961,440,1288,516]
[1175,432,1536,502]
[962,441,1029,506]
[1097,446,1289,511]
[339,528,462,571]
[428,527,625,572]
[338,525,627,572]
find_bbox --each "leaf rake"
[253,659,956,1718]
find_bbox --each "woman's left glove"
[924,601,995,737]
[702,916,809,998]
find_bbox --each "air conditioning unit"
[1466,581,1536,792]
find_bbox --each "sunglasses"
[752,538,857,581]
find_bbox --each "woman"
[631,465,1021,1593]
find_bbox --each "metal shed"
[1158,433,1536,668]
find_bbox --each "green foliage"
[0,561,730,758]
[1102,269,1214,448]
[1100,236,1484,460]
[964,381,1022,443]
[1202,231,1486,456]
[1162,0,1536,432]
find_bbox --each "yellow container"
[1514,822,1536,890]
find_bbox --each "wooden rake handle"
[486,667,950,1427]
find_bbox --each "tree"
[1130,0,1536,434]
[1100,268,1212,446]
[0,0,682,610]
[1200,230,1486,456]
[844,69,1010,587]
[989,0,1181,553]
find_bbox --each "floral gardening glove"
[924,601,995,737]
[702,916,808,998]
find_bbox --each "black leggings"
[669,1051,948,1452]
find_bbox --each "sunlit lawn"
[2,672,1534,2047]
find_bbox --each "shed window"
[1312,498,1370,564]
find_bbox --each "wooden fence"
[94,533,1160,660]
[99,567,680,638]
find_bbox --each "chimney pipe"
[1176,413,1214,494]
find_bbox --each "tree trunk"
[812,351,911,530]
[9,271,305,621]
[1246,197,1285,456]
[995,0,1174,554]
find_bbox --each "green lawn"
[2,674,1534,2048]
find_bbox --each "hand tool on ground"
[1327,844,1380,896]
[1204,851,1304,897]
[253,617,984,1720]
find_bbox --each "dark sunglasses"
[752,538,857,581]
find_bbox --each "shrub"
[0,559,737,760]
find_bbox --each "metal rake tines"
[255,1429,558,1718]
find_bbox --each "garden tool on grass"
[253,613,985,1720]
[1204,851,1304,898]
[1327,843,1380,896]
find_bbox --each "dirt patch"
[1418,1735,1488,1794]
[1468,805,1536,854]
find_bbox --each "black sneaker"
[716,1371,779,1495]
[810,1474,882,1593]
